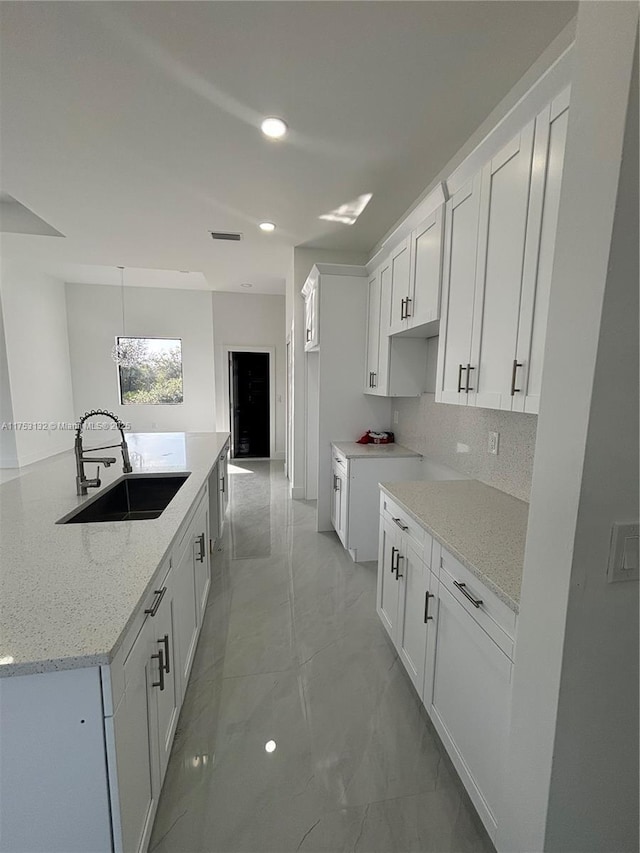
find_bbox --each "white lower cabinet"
[330,455,348,547]
[376,494,517,843]
[376,506,438,700]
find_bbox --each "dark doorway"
[229,351,270,458]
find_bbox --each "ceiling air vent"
[209,230,242,242]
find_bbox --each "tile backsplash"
[394,392,537,502]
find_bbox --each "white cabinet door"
[396,540,430,696]
[513,90,569,413]
[430,582,512,835]
[408,206,444,329]
[330,461,348,547]
[148,580,180,784]
[376,515,401,641]
[469,121,535,410]
[112,620,157,853]
[173,536,198,699]
[193,498,210,625]
[217,449,229,535]
[435,174,483,404]
[387,237,411,335]
[365,270,381,392]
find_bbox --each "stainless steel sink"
[57,473,190,524]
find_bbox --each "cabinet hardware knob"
[159,634,170,673]
[465,364,475,392]
[151,649,165,690]
[424,591,434,623]
[457,364,466,393]
[392,517,409,532]
[453,580,483,608]
[510,360,523,396]
[144,586,167,617]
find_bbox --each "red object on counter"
[356,430,394,445]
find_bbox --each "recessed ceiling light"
[240,283,253,288]
[259,222,276,232]
[261,117,288,140]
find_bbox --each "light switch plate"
[607,523,640,583]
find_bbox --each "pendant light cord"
[118,266,126,338]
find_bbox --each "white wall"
[497,5,638,851]
[211,291,285,458]
[65,283,216,433]
[0,260,75,467]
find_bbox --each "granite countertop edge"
[331,441,423,459]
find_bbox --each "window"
[117,337,184,405]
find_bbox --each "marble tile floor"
[149,461,494,853]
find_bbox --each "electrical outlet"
[393,410,399,425]
[607,523,639,583]
[488,431,499,455]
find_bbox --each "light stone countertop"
[0,432,229,678]
[332,441,422,460]
[379,480,529,612]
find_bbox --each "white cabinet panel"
[396,539,434,696]
[193,498,210,625]
[149,580,180,784]
[436,174,483,404]
[112,620,157,853]
[470,121,535,410]
[173,535,198,698]
[430,582,513,838]
[387,237,412,335]
[376,515,401,640]
[408,206,444,329]
[365,270,381,392]
[513,91,570,413]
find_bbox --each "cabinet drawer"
[439,548,516,659]
[332,449,348,473]
[103,557,172,715]
[380,492,425,556]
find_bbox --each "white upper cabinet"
[386,236,412,335]
[512,89,570,413]
[302,272,319,351]
[469,120,536,410]
[436,89,569,412]
[365,258,428,398]
[407,206,444,331]
[436,173,483,405]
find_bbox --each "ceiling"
[0,1,576,294]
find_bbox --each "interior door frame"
[222,345,276,459]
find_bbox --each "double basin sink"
[58,473,190,524]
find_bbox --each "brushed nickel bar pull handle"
[391,546,398,577]
[457,364,465,393]
[151,649,165,690]
[424,591,435,623]
[144,586,167,617]
[372,372,376,388]
[306,328,311,342]
[392,517,409,532]
[159,634,170,673]
[453,580,483,609]
[405,297,412,318]
[465,364,475,392]
[400,298,406,320]
[511,359,523,396]
[196,532,205,562]
[395,554,404,579]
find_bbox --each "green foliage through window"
[117,338,184,405]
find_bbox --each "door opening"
[229,351,270,458]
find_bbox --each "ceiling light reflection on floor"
[265,740,276,753]
[228,463,253,475]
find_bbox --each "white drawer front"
[381,493,425,557]
[439,548,516,659]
